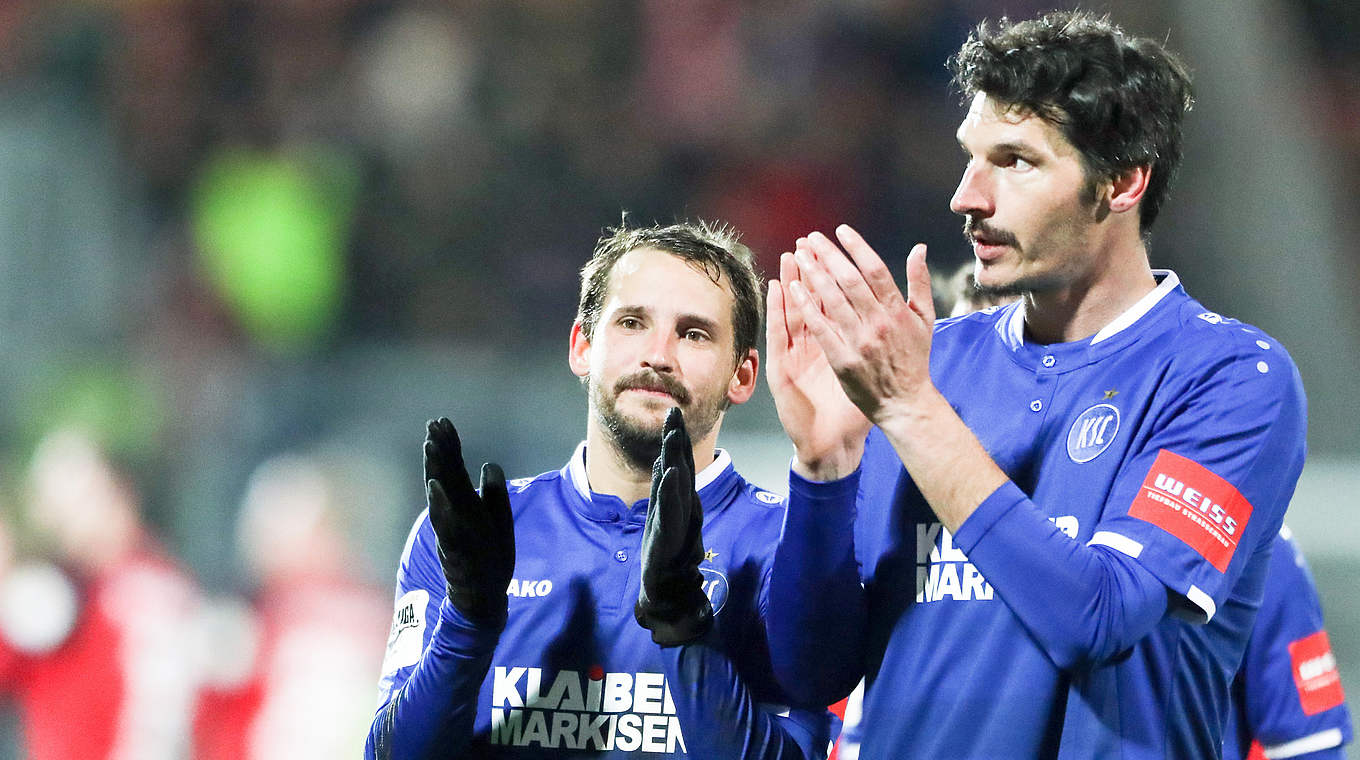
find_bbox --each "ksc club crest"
[699,567,729,615]
[1067,403,1120,463]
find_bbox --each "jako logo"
[508,579,553,598]
[1067,403,1120,463]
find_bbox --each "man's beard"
[590,369,726,473]
[963,217,1064,298]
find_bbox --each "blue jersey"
[370,445,832,759]
[775,272,1308,759]
[1223,527,1351,760]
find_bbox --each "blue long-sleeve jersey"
[769,272,1309,759]
[368,445,833,759]
[1223,526,1351,760]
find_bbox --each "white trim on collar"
[568,442,591,501]
[696,448,733,490]
[1005,269,1180,347]
[1005,299,1026,346]
[1089,270,1179,345]
[567,442,732,499]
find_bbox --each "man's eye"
[619,317,642,329]
[684,330,710,342]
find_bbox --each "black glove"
[424,417,515,625]
[634,407,714,646]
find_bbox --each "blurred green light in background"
[190,148,358,352]
[19,358,165,468]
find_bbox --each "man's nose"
[950,162,994,218]
[641,329,678,372]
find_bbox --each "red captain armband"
[1128,450,1253,572]
[1289,631,1346,715]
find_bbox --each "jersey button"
[606,511,619,522]
[1041,354,1056,368]
[614,549,629,563]
[1030,399,1043,412]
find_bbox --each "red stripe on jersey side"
[827,697,847,760]
[1289,630,1346,715]
[1127,450,1253,572]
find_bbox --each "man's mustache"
[614,371,690,406]
[963,217,1019,248]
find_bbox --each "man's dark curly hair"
[949,11,1194,232]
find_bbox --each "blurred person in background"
[0,428,202,760]
[936,258,1017,318]
[367,220,834,758]
[194,452,390,760]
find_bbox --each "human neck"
[583,420,722,505]
[1023,237,1157,344]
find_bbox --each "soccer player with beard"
[366,220,832,759]
[762,11,1308,759]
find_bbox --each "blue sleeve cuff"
[771,460,866,706]
[787,461,861,500]
[431,598,504,656]
[952,480,1029,555]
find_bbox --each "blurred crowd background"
[0,0,1357,757]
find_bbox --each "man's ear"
[568,321,591,379]
[1108,164,1151,215]
[725,348,759,406]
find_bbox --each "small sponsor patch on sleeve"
[1289,631,1345,715]
[1128,450,1253,572]
[380,589,429,676]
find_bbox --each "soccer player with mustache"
[367,220,832,759]
[764,11,1308,758]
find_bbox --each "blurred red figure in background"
[0,428,203,760]
[194,452,390,760]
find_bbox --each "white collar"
[567,441,733,501]
[1006,269,1180,346]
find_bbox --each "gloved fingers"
[478,462,509,518]
[661,413,692,484]
[649,422,670,506]
[479,462,516,571]
[663,406,684,438]
[428,475,498,555]
[657,465,698,561]
[423,421,442,485]
[426,417,476,499]
[660,436,697,525]
[425,477,454,539]
[642,467,667,551]
[662,407,695,485]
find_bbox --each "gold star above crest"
[1103,389,1119,399]
[703,548,719,562]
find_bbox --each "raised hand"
[767,244,872,481]
[423,417,516,624]
[787,226,935,427]
[634,407,713,646]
